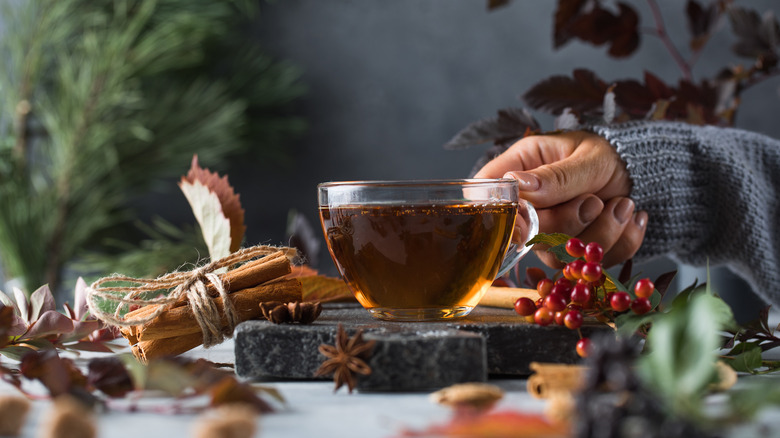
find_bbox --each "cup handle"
[496,199,539,278]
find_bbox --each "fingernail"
[614,198,635,224]
[634,211,648,229]
[504,171,539,191]
[578,196,603,224]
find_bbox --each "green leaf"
[0,345,35,361]
[179,179,232,263]
[723,342,763,373]
[615,312,655,337]
[525,232,571,247]
[638,293,736,416]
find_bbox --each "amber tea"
[320,202,517,320]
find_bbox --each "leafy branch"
[458,0,780,155]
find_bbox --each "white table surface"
[5,333,780,438]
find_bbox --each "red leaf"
[87,357,134,398]
[644,71,674,99]
[607,4,640,58]
[182,155,246,253]
[561,2,640,57]
[21,311,74,340]
[728,7,780,59]
[554,0,588,48]
[487,0,511,11]
[444,108,539,150]
[523,69,608,115]
[653,271,677,297]
[20,350,72,397]
[686,0,719,51]
[0,306,15,349]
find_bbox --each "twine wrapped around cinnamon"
[86,245,302,363]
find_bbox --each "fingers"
[575,198,648,268]
[536,194,604,235]
[525,194,605,269]
[529,197,648,270]
[474,132,630,209]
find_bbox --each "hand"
[474,131,648,268]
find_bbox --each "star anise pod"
[314,324,375,393]
[259,301,322,324]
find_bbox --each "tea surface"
[320,203,516,314]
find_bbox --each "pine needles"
[0,0,305,293]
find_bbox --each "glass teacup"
[318,179,538,321]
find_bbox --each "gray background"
[230,1,779,315]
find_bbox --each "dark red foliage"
[523,69,608,115]
[554,0,640,58]
[686,0,720,51]
[88,357,134,398]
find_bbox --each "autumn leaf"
[523,69,608,115]
[554,0,640,57]
[399,410,570,437]
[181,155,246,254]
[180,179,232,262]
[443,108,539,150]
[728,7,780,59]
[300,275,355,303]
[486,0,510,11]
[686,0,719,51]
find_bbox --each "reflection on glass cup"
[318,179,539,321]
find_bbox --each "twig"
[644,0,693,81]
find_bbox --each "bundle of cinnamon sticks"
[120,251,302,363]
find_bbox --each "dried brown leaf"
[300,275,355,302]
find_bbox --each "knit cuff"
[587,122,713,262]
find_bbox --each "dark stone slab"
[359,329,485,391]
[234,304,610,390]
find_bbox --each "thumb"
[504,156,609,208]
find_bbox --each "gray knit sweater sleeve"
[588,122,780,305]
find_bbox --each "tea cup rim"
[317,178,516,188]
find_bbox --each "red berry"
[568,259,585,279]
[514,297,536,316]
[563,264,577,281]
[634,278,655,299]
[576,338,591,358]
[569,283,592,305]
[584,242,604,263]
[566,238,586,258]
[544,293,568,312]
[537,278,554,298]
[610,291,631,312]
[564,309,583,330]
[554,310,568,325]
[534,307,554,326]
[630,297,652,315]
[581,262,603,283]
[555,277,572,288]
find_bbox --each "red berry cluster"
[513,238,656,359]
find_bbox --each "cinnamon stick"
[131,332,203,364]
[135,278,302,342]
[170,251,292,307]
[121,251,292,325]
[479,286,539,309]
